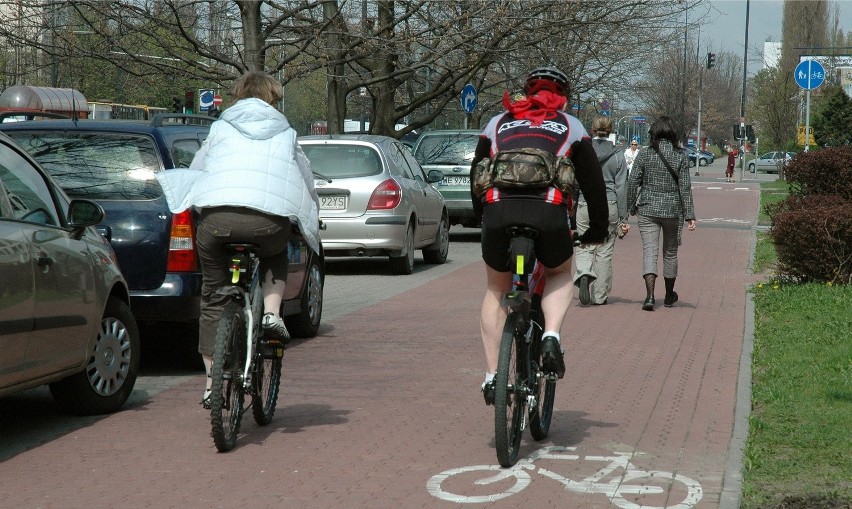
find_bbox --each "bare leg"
[540,258,574,333]
[262,268,286,317]
[480,266,512,374]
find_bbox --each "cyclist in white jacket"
[156,72,319,407]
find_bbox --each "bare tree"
[0,0,690,138]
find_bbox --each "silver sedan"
[299,134,449,275]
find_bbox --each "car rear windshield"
[302,144,382,178]
[6,131,162,200]
[413,133,479,165]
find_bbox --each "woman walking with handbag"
[626,116,696,311]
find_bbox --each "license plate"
[441,176,469,186]
[320,196,347,210]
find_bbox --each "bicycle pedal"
[260,339,285,359]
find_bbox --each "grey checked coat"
[626,140,695,222]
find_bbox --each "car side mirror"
[426,169,444,184]
[68,199,105,239]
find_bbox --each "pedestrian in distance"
[470,66,609,404]
[626,116,696,311]
[574,115,630,306]
[725,146,737,182]
[624,138,640,174]
[156,71,321,407]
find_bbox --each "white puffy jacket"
[156,98,320,253]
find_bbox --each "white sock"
[543,331,561,343]
[483,372,495,384]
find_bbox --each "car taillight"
[367,179,402,210]
[166,210,199,272]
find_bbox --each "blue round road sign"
[460,84,477,113]
[794,60,826,90]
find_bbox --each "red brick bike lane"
[0,180,761,509]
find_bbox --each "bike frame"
[217,246,263,391]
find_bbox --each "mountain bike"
[209,243,284,452]
[493,225,556,467]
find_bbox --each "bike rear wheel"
[529,297,556,440]
[494,312,527,467]
[251,339,282,425]
[210,301,247,452]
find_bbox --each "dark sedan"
[1,115,324,338]
[0,132,139,414]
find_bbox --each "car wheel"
[285,253,324,338]
[423,214,449,264]
[748,162,755,173]
[688,159,696,167]
[389,224,415,275]
[699,158,708,166]
[49,296,140,415]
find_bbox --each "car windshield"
[302,144,382,178]
[6,131,162,200]
[413,133,479,165]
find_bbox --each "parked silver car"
[412,130,481,228]
[748,151,795,173]
[299,134,449,275]
[0,132,139,415]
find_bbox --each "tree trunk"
[236,0,264,72]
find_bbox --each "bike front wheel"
[251,339,282,425]
[210,301,247,452]
[494,311,527,467]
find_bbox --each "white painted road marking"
[427,446,703,508]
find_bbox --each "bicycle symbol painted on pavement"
[427,446,703,508]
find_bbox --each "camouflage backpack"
[472,147,577,197]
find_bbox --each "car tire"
[748,162,755,173]
[699,158,708,166]
[389,224,415,275]
[284,253,324,338]
[49,297,140,415]
[423,213,449,264]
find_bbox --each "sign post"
[794,59,826,152]
[460,84,477,129]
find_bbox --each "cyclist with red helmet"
[471,66,609,405]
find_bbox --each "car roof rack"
[0,110,71,123]
[150,113,216,127]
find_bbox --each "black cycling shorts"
[480,198,573,271]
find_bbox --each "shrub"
[784,147,852,201]
[765,194,849,222]
[770,199,852,284]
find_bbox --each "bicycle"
[427,445,703,508]
[209,243,284,452]
[493,225,556,467]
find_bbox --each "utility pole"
[738,0,750,181]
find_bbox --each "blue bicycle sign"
[794,60,825,90]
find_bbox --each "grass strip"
[741,180,852,508]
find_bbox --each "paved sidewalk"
[0,175,762,509]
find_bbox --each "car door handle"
[36,252,54,267]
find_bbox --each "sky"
[700,0,852,73]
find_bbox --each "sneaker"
[481,380,495,406]
[541,335,565,379]
[200,389,212,409]
[578,275,591,305]
[262,313,290,341]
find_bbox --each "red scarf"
[502,90,567,126]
